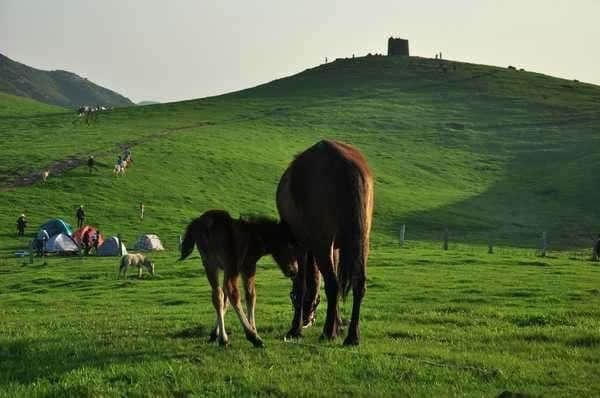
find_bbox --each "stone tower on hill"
[388,37,409,56]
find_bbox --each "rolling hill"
[1,55,599,253]
[1,55,600,397]
[0,53,134,108]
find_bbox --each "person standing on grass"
[593,234,600,261]
[82,230,91,255]
[92,230,101,255]
[16,214,28,237]
[87,156,98,173]
[76,205,85,228]
[36,229,49,256]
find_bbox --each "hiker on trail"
[37,229,49,256]
[16,214,27,237]
[139,202,144,220]
[87,156,98,173]
[76,205,85,228]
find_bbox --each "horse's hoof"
[319,333,337,342]
[285,329,302,340]
[251,337,265,348]
[218,338,229,347]
[343,336,360,346]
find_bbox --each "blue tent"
[38,219,73,238]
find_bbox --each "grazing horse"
[180,210,298,347]
[277,140,373,346]
[119,253,155,278]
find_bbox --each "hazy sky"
[1,1,599,103]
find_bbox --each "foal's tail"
[180,216,211,261]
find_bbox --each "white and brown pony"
[119,253,155,278]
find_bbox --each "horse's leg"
[224,270,263,347]
[209,294,228,341]
[205,265,228,345]
[315,247,339,340]
[303,257,320,328]
[242,267,257,330]
[137,265,143,279]
[343,251,367,346]
[287,252,308,339]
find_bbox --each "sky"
[1,1,599,103]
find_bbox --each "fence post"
[443,227,449,251]
[399,224,406,246]
[540,231,547,257]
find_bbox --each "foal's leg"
[315,247,340,340]
[205,265,228,345]
[242,269,257,330]
[224,270,264,347]
[209,295,228,342]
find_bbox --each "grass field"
[1,55,600,396]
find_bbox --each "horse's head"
[271,243,298,278]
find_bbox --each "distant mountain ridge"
[0,53,134,108]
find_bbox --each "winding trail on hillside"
[0,121,217,191]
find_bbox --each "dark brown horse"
[180,210,298,347]
[277,140,373,346]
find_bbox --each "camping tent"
[45,233,79,253]
[73,225,104,248]
[97,236,127,256]
[38,219,73,237]
[134,234,164,251]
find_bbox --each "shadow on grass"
[0,338,161,384]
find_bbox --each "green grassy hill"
[0,53,134,108]
[1,55,599,251]
[1,55,600,397]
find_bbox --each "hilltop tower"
[387,37,409,56]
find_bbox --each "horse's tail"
[338,168,373,299]
[180,216,211,261]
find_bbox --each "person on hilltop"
[16,214,28,237]
[76,205,85,228]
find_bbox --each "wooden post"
[540,232,547,257]
[443,227,449,251]
[399,224,406,246]
[488,232,493,254]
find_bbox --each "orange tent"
[73,225,105,248]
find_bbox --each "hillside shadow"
[397,141,600,249]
